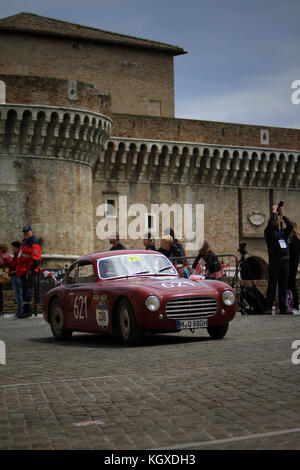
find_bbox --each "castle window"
[148,214,154,230]
[0,80,6,103]
[149,100,161,117]
[106,199,116,218]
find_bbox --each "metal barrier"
[170,254,239,287]
[34,269,67,313]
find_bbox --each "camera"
[238,242,247,257]
[276,201,284,214]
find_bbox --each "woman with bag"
[191,240,224,280]
[0,244,12,316]
[3,241,23,318]
[288,222,300,314]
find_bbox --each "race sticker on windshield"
[127,255,141,262]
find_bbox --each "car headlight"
[145,295,160,312]
[222,290,235,307]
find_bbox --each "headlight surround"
[145,295,161,312]
[222,290,235,307]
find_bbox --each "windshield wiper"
[157,266,173,274]
[126,271,151,277]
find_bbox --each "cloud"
[175,69,300,128]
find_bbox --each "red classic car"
[43,250,236,346]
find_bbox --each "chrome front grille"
[165,297,218,319]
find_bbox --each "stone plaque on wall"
[241,188,269,238]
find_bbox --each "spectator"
[3,241,23,318]
[166,228,189,278]
[143,233,156,251]
[287,222,300,314]
[109,232,126,251]
[191,240,224,279]
[168,228,185,257]
[264,205,293,315]
[16,226,42,318]
[0,244,11,317]
[157,235,182,260]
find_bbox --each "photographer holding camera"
[264,202,294,314]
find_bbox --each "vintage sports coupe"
[43,250,236,346]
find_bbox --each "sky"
[1,0,300,129]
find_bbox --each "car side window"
[77,263,96,284]
[65,264,78,285]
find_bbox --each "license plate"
[176,319,208,329]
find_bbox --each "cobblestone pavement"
[0,312,300,450]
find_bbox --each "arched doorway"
[242,256,268,280]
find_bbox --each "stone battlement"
[0,74,111,116]
[0,103,111,165]
[94,136,300,189]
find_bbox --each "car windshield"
[98,253,177,279]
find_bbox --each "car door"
[62,263,78,329]
[67,261,96,330]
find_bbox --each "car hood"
[106,276,231,298]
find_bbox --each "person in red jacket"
[16,225,42,318]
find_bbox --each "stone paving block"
[1,314,300,449]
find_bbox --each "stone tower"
[0,75,111,266]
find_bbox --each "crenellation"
[137,148,149,181]
[91,136,300,191]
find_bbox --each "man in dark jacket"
[287,224,300,313]
[264,205,293,314]
[143,233,156,251]
[109,233,126,251]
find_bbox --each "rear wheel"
[49,298,72,340]
[207,322,229,339]
[118,298,144,346]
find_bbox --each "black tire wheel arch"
[118,297,144,346]
[207,322,229,339]
[49,297,72,340]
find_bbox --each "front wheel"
[49,298,72,340]
[118,298,144,346]
[207,322,229,339]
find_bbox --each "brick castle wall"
[2,287,42,315]
[112,113,300,150]
[0,32,175,117]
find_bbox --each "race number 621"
[291,340,300,365]
[74,296,88,319]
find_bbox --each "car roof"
[75,249,159,264]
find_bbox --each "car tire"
[207,322,229,339]
[118,298,144,346]
[49,298,72,340]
